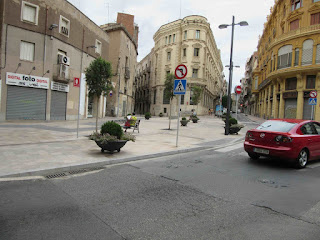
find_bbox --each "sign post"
[174,65,187,147]
[309,91,317,120]
[235,85,242,120]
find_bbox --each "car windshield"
[256,120,297,132]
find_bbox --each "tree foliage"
[191,85,202,106]
[85,57,113,98]
[222,95,233,108]
[164,73,176,101]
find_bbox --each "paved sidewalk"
[0,114,264,178]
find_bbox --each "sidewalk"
[0,114,263,178]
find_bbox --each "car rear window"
[256,120,297,132]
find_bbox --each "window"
[314,0,320,2]
[277,45,292,69]
[290,19,299,30]
[167,52,171,61]
[20,41,35,61]
[169,35,172,43]
[165,36,168,44]
[194,48,200,57]
[301,39,313,65]
[173,34,176,43]
[192,69,198,78]
[195,30,200,39]
[181,95,184,105]
[255,76,258,90]
[21,1,39,25]
[257,120,297,132]
[294,48,299,66]
[285,77,297,90]
[306,75,316,89]
[184,30,187,40]
[313,123,320,135]
[311,12,320,25]
[163,90,170,104]
[291,0,302,11]
[316,45,320,64]
[301,123,317,135]
[59,16,70,37]
[183,48,186,57]
[95,40,102,55]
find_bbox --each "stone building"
[252,0,320,120]
[136,15,224,117]
[0,0,110,121]
[101,13,139,117]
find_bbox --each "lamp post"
[219,16,248,135]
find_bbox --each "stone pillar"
[264,89,268,119]
[296,74,304,119]
[273,80,279,118]
[279,81,285,118]
[267,85,272,118]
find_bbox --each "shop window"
[184,30,187,40]
[285,77,297,90]
[306,75,316,89]
[194,48,200,57]
[277,45,292,69]
[21,1,39,25]
[311,12,320,25]
[291,0,302,11]
[192,69,198,78]
[20,41,35,62]
[301,39,313,65]
[195,30,200,39]
[294,48,300,66]
[290,19,299,30]
[59,15,70,37]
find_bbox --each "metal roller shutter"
[50,91,67,120]
[284,98,297,119]
[6,86,47,120]
[303,98,313,120]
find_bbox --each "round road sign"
[175,64,188,79]
[109,90,113,97]
[310,90,317,98]
[235,85,242,95]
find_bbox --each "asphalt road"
[1,116,320,240]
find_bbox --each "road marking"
[307,162,320,169]
[215,142,244,153]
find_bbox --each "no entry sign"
[310,90,317,98]
[235,85,242,95]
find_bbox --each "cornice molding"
[287,10,304,22]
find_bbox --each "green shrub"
[100,121,123,139]
[145,112,151,118]
[159,112,163,117]
[182,117,187,121]
[229,117,238,126]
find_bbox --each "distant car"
[244,119,320,168]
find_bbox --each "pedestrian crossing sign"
[174,79,187,95]
[309,98,317,105]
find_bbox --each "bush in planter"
[159,112,163,117]
[182,117,187,120]
[229,117,238,126]
[145,112,151,119]
[101,121,123,139]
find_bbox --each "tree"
[222,95,232,109]
[191,85,202,114]
[85,57,113,132]
[163,73,176,130]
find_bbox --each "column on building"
[279,80,285,118]
[267,84,272,118]
[296,74,304,119]
[273,79,279,118]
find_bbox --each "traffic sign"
[310,90,317,98]
[309,98,317,105]
[175,65,188,79]
[173,79,187,95]
[235,85,242,95]
[109,90,113,97]
[73,77,80,87]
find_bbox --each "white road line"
[215,142,244,153]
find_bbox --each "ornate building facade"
[253,0,320,120]
[136,15,225,116]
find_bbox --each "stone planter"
[180,120,189,126]
[95,140,128,153]
[192,118,198,123]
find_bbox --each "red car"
[244,119,320,168]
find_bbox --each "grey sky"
[67,0,274,89]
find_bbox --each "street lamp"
[219,16,248,135]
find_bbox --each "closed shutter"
[303,98,313,120]
[302,39,313,65]
[284,98,297,119]
[6,86,46,120]
[50,91,67,120]
[316,45,320,64]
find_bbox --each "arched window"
[277,45,292,69]
[301,39,313,65]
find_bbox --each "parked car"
[244,119,320,168]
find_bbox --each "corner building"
[253,0,320,120]
[140,15,224,116]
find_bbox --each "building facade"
[137,15,224,117]
[252,0,320,120]
[101,13,139,117]
[0,0,111,121]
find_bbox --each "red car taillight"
[275,135,293,143]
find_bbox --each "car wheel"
[296,149,308,169]
[248,152,260,160]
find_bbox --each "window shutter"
[316,45,320,64]
[290,19,299,31]
[302,39,313,65]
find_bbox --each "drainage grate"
[68,169,89,175]
[46,172,67,179]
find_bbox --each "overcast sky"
[67,0,274,90]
